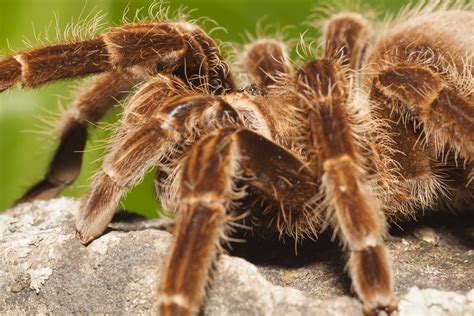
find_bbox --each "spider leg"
[367,10,474,186]
[0,21,235,93]
[374,64,474,166]
[159,129,237,316]
[297,59,397,314]
[74,76,319,313]
[323,13,372,71]
[14,70,140,205]
[5,21,238,204]
[75,76,241,244]
[235,129,321,237]
[0,56,21,91]
[368,64,474,215]
[241,39,293,87]
[0,38,110,91]
[159,127,319,315]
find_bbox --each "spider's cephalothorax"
[1,2,473,315]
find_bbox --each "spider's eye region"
[238,84,268,97]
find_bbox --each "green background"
[0,0,409,217]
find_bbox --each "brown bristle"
[0,56,22,91]
[160,203,224,300]
[19,38,110,88]
[241,39,292,87]
[105,23,185,69]
[180,129,235,197]
[427,88,474,159]
[323,156,381,240]
[160,131,236,314]
[296,59,348,99]
[187,27,236,94]
[351,245,393,306]
[160,302,194,316]
[73,70,139,123]
[323,13,372,70]
[376,66,442,107]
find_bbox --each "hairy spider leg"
[159,127,320,315]
[0,21,236,93]
[297,59,397,315]
[323,13,372,71]
[374,65,474,169]
[241,39,293,87]
[15,70,141,205]
[367,10,474,212]
[1,21,238,205]
[75,75,240,244]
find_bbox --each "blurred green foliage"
[0,0,408,217]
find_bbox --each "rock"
[10,273,31,293]
[399,288,474,316]
[0,198,473,315]
[413,227,439,245]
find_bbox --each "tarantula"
[1,2,473,315]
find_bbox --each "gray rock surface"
[0,198,473,315]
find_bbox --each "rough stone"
[0,198,473,315]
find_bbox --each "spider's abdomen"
[369,10,474,76]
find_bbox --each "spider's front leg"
[75,75,319,313]
[15,70,141,204]
[159,128,319,315]
[296,59,396,315]
[74,74,238,243]
[0,21,235,93]
[2,20,237,205]
[158,129,237,315]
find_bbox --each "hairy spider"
[1,1,473,315]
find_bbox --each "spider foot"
[362,297,398,316]
[160,303,195,316]
[75,229,96,245]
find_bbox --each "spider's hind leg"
[374,64,474,166]
[368,10,474,185]
[15,70,139,205]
